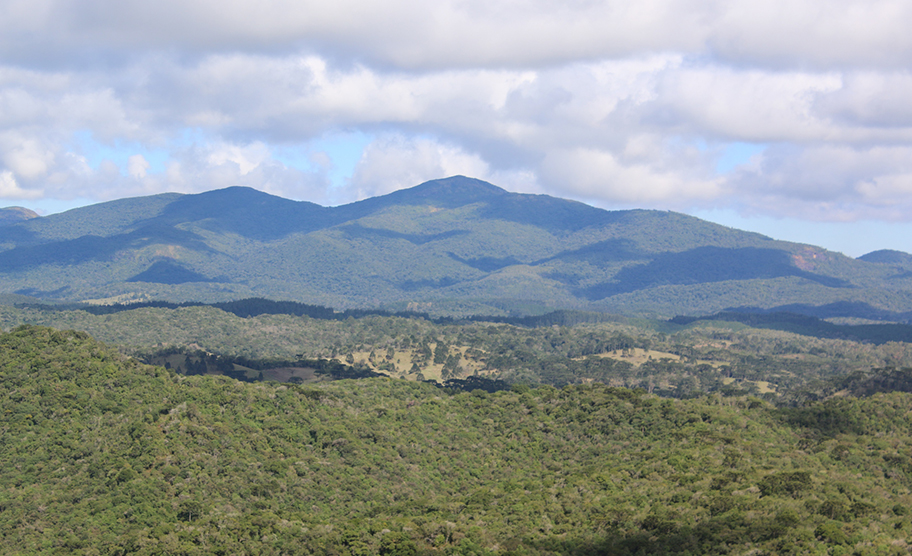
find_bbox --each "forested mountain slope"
[3,325,912,555]
[2,176,912,318]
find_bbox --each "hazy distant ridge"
[2,176,912,319]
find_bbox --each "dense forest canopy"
[2,325,912,555]
[5,290,912,554]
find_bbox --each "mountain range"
[2,175,912,319]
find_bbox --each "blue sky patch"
[273,131,373,190]
[716,142,766,174]
[71,130,170,175]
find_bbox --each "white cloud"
[541,147,723,206]
[1,137,54,179]
[0,128,332,204]
[4,0,912,71]
[728,145,912,221]
[0,170,42,199]
[350,135,491,200]
[4,0,912,236]
[205,142,270,175]
[813,71,912,129]
[648,67,844,142]
[711,0,912,70]
[127,154,149,178]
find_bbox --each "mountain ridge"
[2,176,911,318]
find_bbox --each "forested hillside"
[4,302,912,400]
[1,326,912,555]
[3,176,912,318]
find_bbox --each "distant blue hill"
[858,249,912,266]
[2,176,911,318]
[0,206,38,227]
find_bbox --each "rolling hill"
[2,176,912,318]
[0,206,38,227]
[3,325,912,555]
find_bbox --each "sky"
[2,0,912,257]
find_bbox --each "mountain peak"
[0,207,39,227]
[374,176,507,208]
[410,176,507,198]
[858,249,912,267]
[335,176,508,219]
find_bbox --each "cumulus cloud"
[730,145,912,221]
[3,0,912,71]
[1,138,55,180]
[126,154,149,178]
[350,135,491,200]
[647,67,844,142]
[0,129,330,204]
[540,146,723,206]
[205,142,271,175]
[0,171,42,200]
[814,72,912,129]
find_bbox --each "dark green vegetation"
[4,176,912,318]
[3,325,912,555]
[0,327,912,554]
[5,301,912,400]
[858,250,912,266]
[672,312,912,345]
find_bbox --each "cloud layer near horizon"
[3,0,912,224]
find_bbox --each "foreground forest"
[2,325,912,555]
